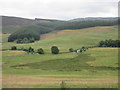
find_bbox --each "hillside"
[69,17,118,22]
[2,16,118,34]
[2,16,38,33]
[2,16,65,33]
[2,16,35,26]
[2,25,118,50]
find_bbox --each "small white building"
[77,49,80,53]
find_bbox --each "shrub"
[21,47,28,51]
[37,48,44,54]
[79,49,83,53]
[69,48,74,52]
[51,46,59,54]
[11,46,17,50]
[85,47,88,50]
[27,47,34,54]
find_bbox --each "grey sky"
[0,0,119,20]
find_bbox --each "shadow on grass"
[11,53,119,71]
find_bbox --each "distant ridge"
[2,16,67,33]
[69,17,118,22]
[2,16,63,27]
[1,16,118,34]
[2,16,42,26]
[2,16,118,26]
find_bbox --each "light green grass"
[86,48,118,67]
[3,48,118,76]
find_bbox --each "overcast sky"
[0,0,119,20]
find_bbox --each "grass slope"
[12,53,95,71]
[2,26,118,50]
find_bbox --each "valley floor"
[2,48,118,88]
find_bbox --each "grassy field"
[2,26,118,88]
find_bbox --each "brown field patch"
[2,50,26,56]
[34,75,81,76]
[2,34,10,37]
[3,75,118,86]
[15,66,30,69]
[41,30,78,39]
[100,26,112,29]
[91,48,119,50]
[41,26,113,39]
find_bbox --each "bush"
[27,47,34,54]
[11,46,17,50]
[69,48,74,52]
[51,46,59,54]
[79,49,83,53]
[37,48,44,54]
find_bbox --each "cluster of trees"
[56,20,118,30]
[8,25,53,42]
[69,46,97,53]
[16,38,35,44]
[69,47,88,53]
[11,46,59,54]
[8,30,40,42]
[98,39,120,47]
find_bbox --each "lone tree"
[37,48,44,54]
[51,46,59,54]
[11,46,17,50]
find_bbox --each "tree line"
[56,20,118,30]
[11,45,96,55]
[11,46,59,54]
[98,39,120,47]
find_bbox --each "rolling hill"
[2,16,65,33]
[2,16,118,33]
[2,16,118,44]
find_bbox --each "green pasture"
[2,48,118,76]
[2,26,118,88]
[2,48,118,88]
